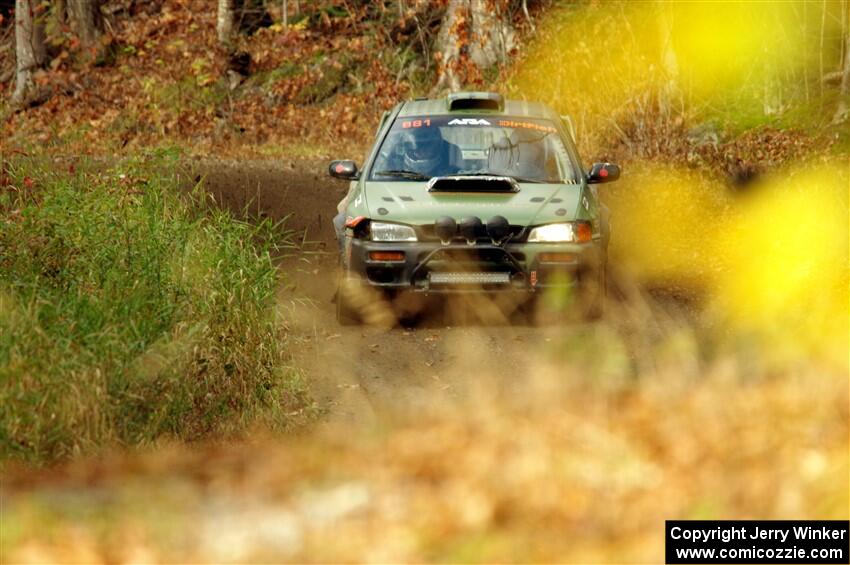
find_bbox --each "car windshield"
[370,115,576,183]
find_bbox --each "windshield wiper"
[510,176,549,184]
[372,169,431,181]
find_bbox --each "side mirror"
[329,160,359,180]
[587,162,620,184]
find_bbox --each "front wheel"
[525,266,607,325]
[578,265,606,320]
[336,276,362,326]
[335,274,397,327]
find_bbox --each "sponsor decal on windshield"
[391,116,558,132]
[401,119,432,129]
[497,120,557,133]
[447,118,492,126]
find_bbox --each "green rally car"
[329,92,620,325]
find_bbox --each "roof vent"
[447,92,504,111]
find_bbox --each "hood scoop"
[427,175,519,194]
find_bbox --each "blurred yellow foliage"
[508,0,846,151]
[607,162,848,368]
[671,1,804,99]
[712,167,849,366]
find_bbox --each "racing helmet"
[401,128,444,172]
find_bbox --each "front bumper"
[343,237,603,293]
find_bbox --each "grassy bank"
[0,151,310,462]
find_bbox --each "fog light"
[434,216,457,244]
[459,216,483,244]
[369,251,405,262]
[486,215,510,243]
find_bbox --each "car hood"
[362,181,582,226]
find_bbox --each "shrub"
[0,151,310,461]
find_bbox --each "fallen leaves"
[2,0,413,158]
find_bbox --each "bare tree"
[521,0,534,32]
[657,1,680,117]
[12,0,47,108]
[67,0,102,45]
[834,38,850,122]
[433,0,515,92]
[834,0,850,123]
[54,0,68,26]
[217,0,235,46]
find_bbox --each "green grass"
[141,76,229,115]
[266,61,304,83]
[0,150,311,462]
[690,87,845,137]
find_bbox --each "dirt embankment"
[186,158,347,247]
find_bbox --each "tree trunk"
[54,0,67,26]
[657,1,680,117]
[834,1,850,123]
[433,0,515,93]
[12,0,46,108]
[67,0,102,45]
[217,0,234,46]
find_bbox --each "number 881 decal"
[401,119,432,129]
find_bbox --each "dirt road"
[281,251,557,425]
[193,159,695,426]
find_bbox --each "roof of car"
[397,93,559,120]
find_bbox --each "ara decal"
[447,118,492,126]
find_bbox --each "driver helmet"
[401,128,444,171]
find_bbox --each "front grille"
[416,224,526,243]
[418,248,523,264]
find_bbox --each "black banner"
[666,520,849,564]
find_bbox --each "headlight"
[527,223,576,242]
[527,222,592,243]
[370,222,418,242]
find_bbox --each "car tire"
[336,276,362,326]
[517,294,540,325]
[581,266,606,321]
